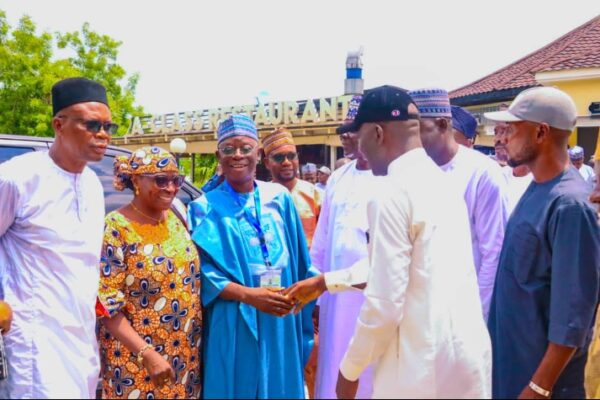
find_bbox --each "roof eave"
[450,86,536,107]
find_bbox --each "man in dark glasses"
[0,77,113,398]
[261,127,323,398]
[262,127,322,248]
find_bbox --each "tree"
[56,23,142,134]
[0,10,141,137]
[179,154,219,188]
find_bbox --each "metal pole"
[191,153,196,182]
[329,145,337,170]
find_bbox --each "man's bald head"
[357,119,422,176]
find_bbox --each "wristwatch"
[529,381,551,398]
[136,343,154,364]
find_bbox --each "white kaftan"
[577,163,596,191]
[0,151,104,399]
[310,160,376,399]
[340,148,491,398]
[439,145,508,320]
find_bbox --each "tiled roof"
[450,15,600,100]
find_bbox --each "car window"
[88,155,134,213]
[0,146,35,164]
[176,184,195,206]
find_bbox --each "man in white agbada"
[0,78,116,399]
[569,145,595,191]
[294,94,376,399]
[330,85,491,399]
[409,88,508,321]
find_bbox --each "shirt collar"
[388,148,428,175]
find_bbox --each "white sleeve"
[474,166,508,320]
[339,192,413,381]
[324,258,369,293]
[310,176,333,272]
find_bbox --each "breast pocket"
[505,224,548,285]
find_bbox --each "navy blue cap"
[342,85,418,133]
[451,105,477,139]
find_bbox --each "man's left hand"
[336,370,359,399]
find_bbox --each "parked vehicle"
[0,134,203,213]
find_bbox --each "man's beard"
[276,171,297,183]
[343,149,356,160]
[507,145,536,168]
[495,143,508,163]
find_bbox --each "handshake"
[248,275,327,317]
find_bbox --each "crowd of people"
[0,76,599,400]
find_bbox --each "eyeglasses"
[270,152,298,163]
[58,116,119,135]
[218,144,257,156]
[140,174,185,189]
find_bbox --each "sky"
[2,0,600,115]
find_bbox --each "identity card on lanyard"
[225,181,282,290]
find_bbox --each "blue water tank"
[346,68,362,79]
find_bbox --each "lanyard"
[224,181,272,267]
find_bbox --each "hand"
[336,370,359,399]
[518,385,550,399]
[142,349,175,388]
[0,301,13,334]
[282,275,327,313]
[245,287,295,317]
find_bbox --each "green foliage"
[179,154,219,188]
[0,10,141,137]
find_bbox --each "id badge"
[260,269,282,290]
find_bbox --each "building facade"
[450,15,600,160]
[111,50,366,182]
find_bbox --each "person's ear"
[436,118,449,132]
[52,116,64,137]
[131,175,140,196]
[375,124,385,145]
[536,123,550,142]
[264,155,271,169]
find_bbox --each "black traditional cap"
[51,77,109,116]
[341,85,418,133]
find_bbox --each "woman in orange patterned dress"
[97,147,201,399]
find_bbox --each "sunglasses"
[218,144,256,156]
[140,174,185,189]
[270,152,298,163]
[59,116,119,135]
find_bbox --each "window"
[88,154,134,213]
[176,185,195,206]
[0,146,35,164]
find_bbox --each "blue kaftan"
[188,180,318,399]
